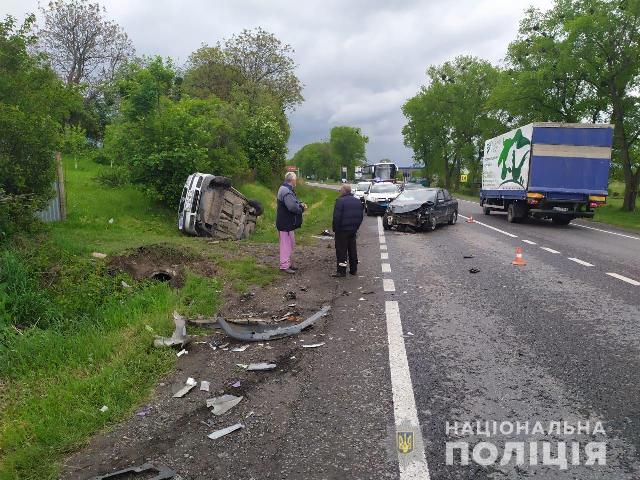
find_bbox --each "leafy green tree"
[291,142,334,179]
[403,56,502,189]
[241,106,288,183]
[183,45,243,102]
[329,126,368,179]
[0,15,79,234]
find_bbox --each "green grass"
[0,155,335,479]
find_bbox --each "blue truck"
[480,122,614,225]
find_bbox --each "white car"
[353,181,372,203]
[363,182,400,216]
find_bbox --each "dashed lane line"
[522,239,537,245]
[568,257,594,267]
[458,214,518,238]
[540,247,561,254]
[381,252,389,260]
[382,263,391,273]
[385,301,431,479]
[383,278,395,292]
[606,273,640,286]
[380,244,388,250]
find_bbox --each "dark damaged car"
[382,187,458,231]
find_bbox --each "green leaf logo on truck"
[497,128,530,187]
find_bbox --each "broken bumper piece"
[87,463,178,480]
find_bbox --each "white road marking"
[377,215,384,235]
[606,272,640,286]
[573,223,640,241]
[385,301,431,479]
[540,247,561,254]
[379,235,386,244]
[380,244,388,250]
[458,198,477,205]
[458,214,518,238]
[568,257,594,267]
[381,252,389,260]
[522,239,537,245]
[382,263,391,273]
[383,278,396,292]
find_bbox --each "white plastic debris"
[246,363,277,371]
[173,378,197,398]
[358,298,365,301]
[207,394,243,415]
[108,218,114,224]
[231,345,249,352]
[92,252,107,259]
[200,381,210,392]
[99,405,109,412]
[121,280,131,289]
[176,349,188,357]
[302,342,325,348]
[207,423,244,440]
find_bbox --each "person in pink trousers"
[275,172,307,274]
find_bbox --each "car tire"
[448,210,458,225]
[211,176,232,188]
[427,216,437,231]
[248,199,263,216]
[483,207,491,215]
[382,214,391,230]
[366,203,374,216]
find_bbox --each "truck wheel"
[507,203,517,223]
[483,207,491,215]
[248,199,263,216]
[552,216,572,225]
[382,214,391,230]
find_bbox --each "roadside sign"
[286,165,297,172]
[460,174,468,183]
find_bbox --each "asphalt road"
[373,198,640,479]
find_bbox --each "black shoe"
[289,266,299,271]
[331,272,346,278]
[280,268,296,274]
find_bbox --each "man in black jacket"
[332,184,364,277]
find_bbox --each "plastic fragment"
[207,423,244,440]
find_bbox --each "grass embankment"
[453,180,639,232]
[0,156,336,479]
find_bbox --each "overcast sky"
[5,0,554,166]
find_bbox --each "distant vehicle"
[363,182,400,216]
[481,122,614,225]
[353,181,372,203]
[383,188,458,231]
[401,182,424,191]
[360,160,398,182]
[178,173,263,239]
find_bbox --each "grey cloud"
[4,0,554,166]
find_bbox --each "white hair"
[284,172,297,183]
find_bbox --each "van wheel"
[448,211,458,225]
[427,216,437,231]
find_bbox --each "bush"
[93,165,130,187]
[92,150,112,166]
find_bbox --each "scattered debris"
[176,349,188,357]
[301,342,325,348]
[121,280,131,289]
[405,332,415,337]
[463,254,475,259]
[108,218,114,224]
[186,316,219,327]
[300,286,308,292]
[136,406,152,417]
[99,405,108,413]
[154,311,188,349]
[216,305,331,342]
[207,394,243,415]
[247,362,277,371]
[361,290,375,295]
[200,381,210,392]
[87,463,177,480]
[240,292,255,301]
[358,297,365,301]
[173,378,197,398]
[320,229,334,237]
[207,423,244,440]
[92,252,107,259]
[469,268,480,274]
[284,291,297,300]
[231,344,250,352]
[231,380,241,388]
[341,290,350,296]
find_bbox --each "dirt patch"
[108,244,216,289]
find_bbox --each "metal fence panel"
[36,181,62,222]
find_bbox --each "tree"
[223,27,303,111]
[183,45,243,102]
[403,56,502,189]
[242,106,288,182]
[329,126,368,179]
[0,15,79,233]
[36,0,134,86]
[291,142,334,179]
